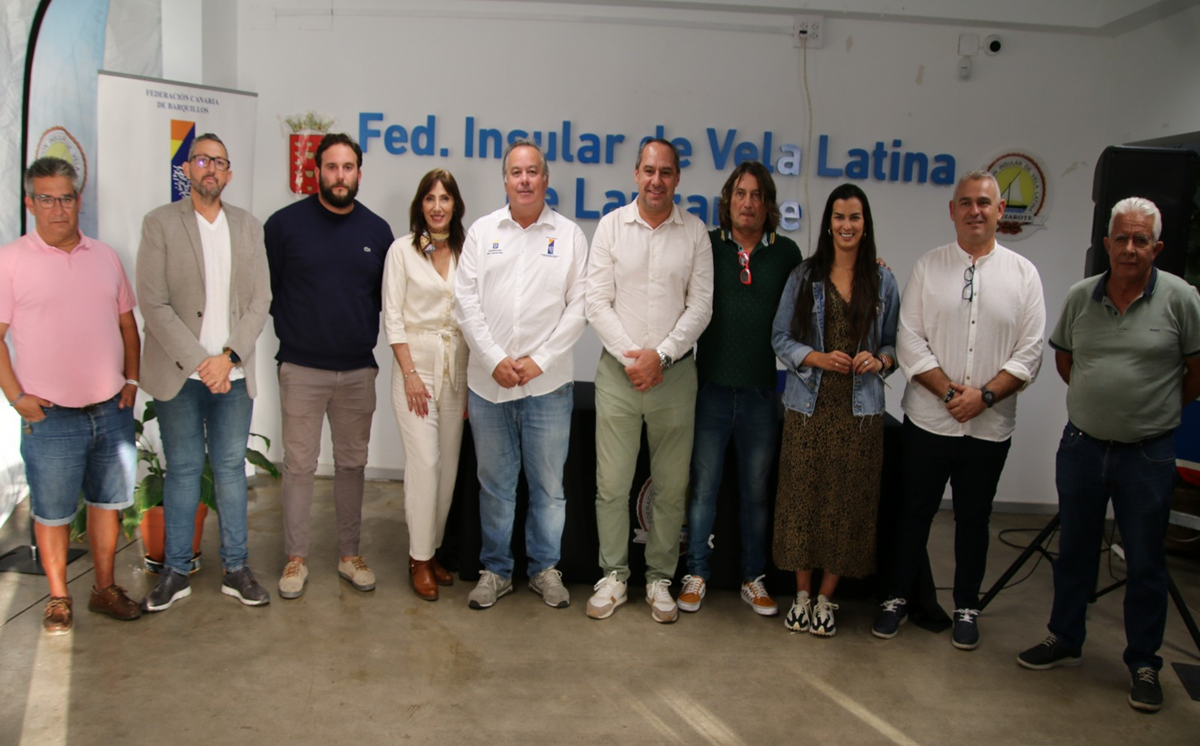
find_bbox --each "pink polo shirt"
[0,231,136,407]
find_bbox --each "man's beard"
[320,178,358,208]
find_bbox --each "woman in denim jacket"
[770,184,900,637]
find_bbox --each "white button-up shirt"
[898,241,1046,442]
[191,209,243,382]
[454,203,589,403]
[586,202,713,365]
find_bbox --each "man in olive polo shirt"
[678,161,801,617]
[1018,197,1200,714]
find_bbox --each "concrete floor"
[2,477,1199,746]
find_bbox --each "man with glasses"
[138,133,273,612]
[1018,197,1200,713]
[585,138,713,623]
[677,161,801,618]
[876,170,1045,649]
[0,157,141,633]
[265,133,393,599]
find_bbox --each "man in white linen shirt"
[872,169,1045,649]
[454,139,589,611]
[584,138,714,624]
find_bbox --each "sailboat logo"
[987,152,1047,241]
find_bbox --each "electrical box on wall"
[793,15,824,49]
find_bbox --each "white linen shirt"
[383,234,464,403]
[191,209,243,382]
[897,241,1046,442]
[585,202,713,365]
[454,203,589,403]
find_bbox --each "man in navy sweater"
[264,133,394,599]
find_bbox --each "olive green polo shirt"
[695,229,802,388]
[1049,268,1200,442]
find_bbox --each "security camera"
[984,35,1002,55]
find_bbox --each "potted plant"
[70,400,279,573]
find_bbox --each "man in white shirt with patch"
[454,139,589,611]
[874,169,1045,650]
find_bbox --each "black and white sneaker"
[871,597,907,639]
[1128,667,1163,713]
[952,608,980,650]
[221,566,271,606]
[141,571,191,613]
[1017,634,1082,670]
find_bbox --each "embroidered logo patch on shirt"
[487,240,503,255]
[547,238,556,255]
[363,246,371,252]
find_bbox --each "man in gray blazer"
[136,133,272,612]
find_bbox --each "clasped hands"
[491,356,544,388]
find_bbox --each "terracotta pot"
[139,504,208,562]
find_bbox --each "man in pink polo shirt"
[0,157,142,634]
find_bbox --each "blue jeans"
[1049,422,1174,671]
[21,395,136,526]
[685,382,778,581]
[468,383,573,578]
[155,379,254,575]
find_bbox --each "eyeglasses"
[30,193,77,209]
[1111,233,1154,249]
[737,248,752,285]
[962,264,975,302]
[190,155,231,171]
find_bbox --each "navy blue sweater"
[264,195,394,370]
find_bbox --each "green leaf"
[245,448,280,479]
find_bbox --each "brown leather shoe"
[88,584,143,621]
[409,557,438,601]
[43,596,72,634]
[429,556,454,586]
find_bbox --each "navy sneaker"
[871,597,907,639]
[1017,634,1082,670]
[952,608,980,650]
[1129,667,1163,713]
[221,566,270,606]
[142,571,191,612]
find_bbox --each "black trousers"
[887,417,1012,609]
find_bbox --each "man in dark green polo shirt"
[677,161,802,616]
[1018,197,1200,713]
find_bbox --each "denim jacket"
[771,261,901,416]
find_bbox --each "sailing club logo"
[986,151,1048,240]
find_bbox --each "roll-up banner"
[96,71,258,273]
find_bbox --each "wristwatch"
[656,349,674,370]
[982,387,996,408]
[942,386,955,403]
[224,347,241,365]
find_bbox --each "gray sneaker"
[529,567,570,608]
[468,570,512,609]
[142,570,191,613]
[221,566,270,606]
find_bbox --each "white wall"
[1109,1,1200,144]
[223,1,1197,504]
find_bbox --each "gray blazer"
[137,198,272,400]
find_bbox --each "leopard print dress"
[773,285,884,578]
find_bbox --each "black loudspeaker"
[1085,146,1200,278]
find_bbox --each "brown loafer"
[409,557,438,601]
[88,584,143,621]
[44,596,73,634]
[429,556,454,586]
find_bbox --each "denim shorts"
[20,395,137,526]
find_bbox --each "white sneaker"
[646,579,678,624]
[587,571,627,620]
[784,591,812,632]
[740,575,778,616]
[811,595,839,637]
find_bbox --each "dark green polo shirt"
[1050,268,1200,442]
[696,229,802,387]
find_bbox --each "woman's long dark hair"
[409,169,466,258]
[790,183,881,349]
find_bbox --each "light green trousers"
[594,350,696,583]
